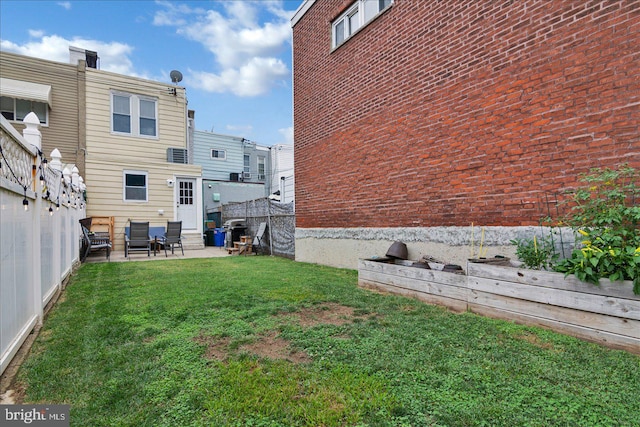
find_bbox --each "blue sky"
[0,0,304,146]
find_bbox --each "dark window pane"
[126,174,146,187]
[114,114,131,133]
[140,118,156,136]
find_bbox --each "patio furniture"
[253,222,267,254]
[80,220,111,262]
[156,221,184,257]
[124,221,151,258]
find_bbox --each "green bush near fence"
[554,165,640,294]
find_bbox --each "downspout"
[268,199,273,256]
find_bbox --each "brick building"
[291,0,640,269]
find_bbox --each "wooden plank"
[469,289,640,339]
[469,276,640,321]
[468,302,640,355]
[359,280,468,312]
[358,259,640,354]
[359,269,469,302]
[359,259,467,287]
[468,262,638,300]
[90,216,114,243]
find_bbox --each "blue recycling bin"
[213,228,226,247]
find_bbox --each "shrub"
[511,235,558,270]
[553,165,640,294]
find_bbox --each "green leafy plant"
[554,165,640,294]
[511,235,558,270]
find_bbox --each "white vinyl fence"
[1,114,86,376]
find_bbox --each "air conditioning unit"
[257,174,266,181]
[167,148,188,164]
[230,172,240,182]
[242,172,252,179]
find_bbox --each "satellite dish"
[170,70,183,84]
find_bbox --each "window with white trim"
[244,155,251,173]
[1,96,48,125]
[111,92,157,137]
[257,157,266,181]
[123,171,148,202]
[332,0,393,48]
[211,149,226,160]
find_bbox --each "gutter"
[291,0,316,27]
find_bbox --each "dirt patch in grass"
[280,303,371,328]
[196,304,371,363]
[194,334,232,362]
[514,331,556,350]
[240,331,312,363]
[195,333,311,363]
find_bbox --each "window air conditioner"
[242,172,251,179]
[167,148,188,164]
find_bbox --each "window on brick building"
[332,0,393,48]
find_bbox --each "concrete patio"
[84,245,233,263]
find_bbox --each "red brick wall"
[292,1,640,229]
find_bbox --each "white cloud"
[278,126,294,145]
[0,34,138,77]
[28,29,45,38]
[155,1,292,96]
[152,1,206,26]
[57,2,71,10]
[188,57,288,97]
[225,124,254,135]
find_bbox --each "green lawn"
[17,257,640,426]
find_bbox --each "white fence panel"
[1,115,85,376]
[0,185,39,377]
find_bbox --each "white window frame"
[138,97,157,137]
[0,96,49,125]
[257,157,266,181]
[244,154,251,173]
[332,0,393,49]
[123,170,148,202]
[211,149,226,160]
[111,91,158,138]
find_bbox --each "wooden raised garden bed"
[358,258,640,354]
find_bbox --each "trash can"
[204,229,215,246]
[213,228,226,247]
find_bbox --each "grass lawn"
[15,256,640,426]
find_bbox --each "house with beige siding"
[0,51,86,175]
[1,50,204,251]
[83,66,203,251]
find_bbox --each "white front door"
[177,178,197,229]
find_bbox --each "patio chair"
[125,221,151,258]
[252,222,267,255]
[80,221,111,262]
[157,221,184,257]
